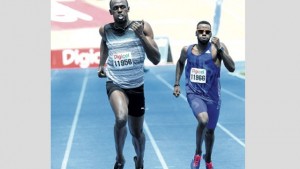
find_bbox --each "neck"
[114,20,131,30]
[196,42,208,50]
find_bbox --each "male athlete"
[97,0,161,169]
[173,20,235,169]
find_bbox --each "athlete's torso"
[104,22,145,89]
[185,43,221,102]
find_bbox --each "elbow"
[229,66,235,72]
[153,57,160,65]
[226,61,235,72]
[153,54,161,65]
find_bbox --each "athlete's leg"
[128,115,145,168]
[204,101,220,163]
[187,93,209,155]
[127,85,145,168]
[204,128,215,163]
[195,112,208,155]
[109,90,129,164]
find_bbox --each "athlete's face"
[109,0,130,24]
[196,24,212,44]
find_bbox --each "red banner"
[51,0,112,30]
[51,48,100,69]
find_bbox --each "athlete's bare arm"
[211,37,235,72]
[173,46,188,97]
[131,21,161,65]
[98,26,108,78]
[218,43,235,72]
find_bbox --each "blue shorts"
[187,93,220,129]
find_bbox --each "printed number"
[191,74,206,81]
[114,59,132,67]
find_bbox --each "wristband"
[217,47,224,54]
[174,84,180,87]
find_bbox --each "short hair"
[109,0,129,9]
[196,20,211,28]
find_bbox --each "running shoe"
[202,154,214,169]
[113,161,124,169]
[190,154,201,169]
[134,156,144,169]
[205,162,214,169]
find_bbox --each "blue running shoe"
[190,154,201,169]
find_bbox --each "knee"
[115,118,127,129]
[206,128,215,136]
[197,112,209,125]
[130,127,143,138]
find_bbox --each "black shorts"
[106,81,145,117]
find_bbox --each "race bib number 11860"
[190,68,206,83]
[113,52,133,68]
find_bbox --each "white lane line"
[144,121,169,169]
[221,88,245,102]
[154,74,245,147]
[217,123,245,147]
[61,70,89,169]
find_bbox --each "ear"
[109,9,113,15]
[195,31,198,36]
[128,6,130,12]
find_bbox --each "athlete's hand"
[173,86,181,97]
[97,66,106,78]
[131,20,144,36]
[211,36,221,49]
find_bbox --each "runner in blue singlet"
[173,20,235,169]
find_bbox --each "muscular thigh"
[187,93,220,129]
[106,81,128,118]
[125,85,145,117]
[106,81,145,117]
[187,93,208,117]
[206,102,220,129]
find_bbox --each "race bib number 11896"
[190,68,206,83]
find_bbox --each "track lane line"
[61,70,89,169]
[144,121,169,169]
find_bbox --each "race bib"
[190,68,206,83]
[113,52,133,68]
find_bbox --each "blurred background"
[51,0,245,70]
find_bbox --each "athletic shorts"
[187,93,220,129]
[106,81,145,117]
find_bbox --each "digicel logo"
[113,53,130,60]
[51,48,100,69]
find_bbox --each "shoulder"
[181,46,189,52]
[140,20,154,36]
[180,45,191,56]
[182,44,196,53]
[99,23,114,36]
[99,26,104,36]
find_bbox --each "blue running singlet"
[185,43,222,129]
[185,43,221,104]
